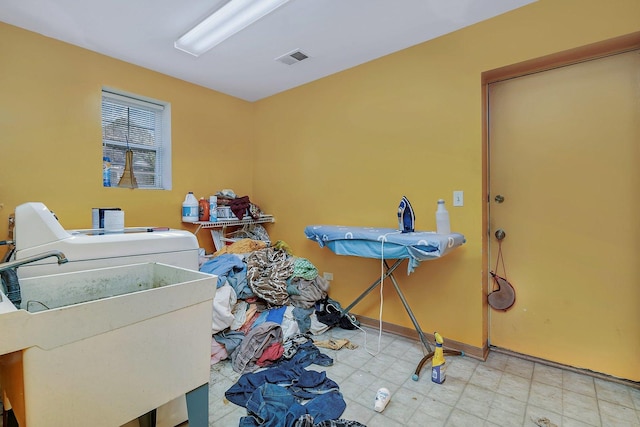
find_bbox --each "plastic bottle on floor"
[431,332,447,384]
[374,387,391,412]
[182,192,199,222]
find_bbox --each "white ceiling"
[0,0,536,102]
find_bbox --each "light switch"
[453,191,464,207]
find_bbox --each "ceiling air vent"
[275,49,309,65]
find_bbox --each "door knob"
[494,195,505,203]
[495,229,506,241]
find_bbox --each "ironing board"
[304,225,466,380]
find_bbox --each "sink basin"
[0,262,216,427]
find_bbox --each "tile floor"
[208,325,640,427]
[2,325,636,426]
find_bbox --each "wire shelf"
[191,215,274,234]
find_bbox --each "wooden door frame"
[480,31,640,352]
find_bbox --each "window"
[101,89,171,189]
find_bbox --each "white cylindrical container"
[182,192,199,222]
[374,387,391,412]
[435,199,451,235]
[209,196,218,222]
[217,206,231,219]
[103,210,125,233]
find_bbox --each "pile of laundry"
[201,239,366,425]
[223,336,365,426]
[200,239,358,371]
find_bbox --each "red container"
[198,197,210,222]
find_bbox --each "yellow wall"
[1,0,639,378]
[0,22,254,254]
[253,0,640,371]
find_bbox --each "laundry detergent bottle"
[431,332,447,384]
[198,197,210,222]
[182,192,199,222]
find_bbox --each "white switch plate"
[453,191,464,207]
[323,272,334,281]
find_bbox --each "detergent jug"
[182,192,199,222]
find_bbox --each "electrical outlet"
[323,272,334,281]
[453,191,464,207]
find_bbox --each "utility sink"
[0,263,216,427]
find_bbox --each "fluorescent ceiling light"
[175,0,291,57]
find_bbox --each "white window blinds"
[101,90,166,189]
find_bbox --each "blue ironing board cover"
[304,225,466,274]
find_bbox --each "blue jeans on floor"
[279,340,333,369]
[226,341,333,408]
[239,383,346,427]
